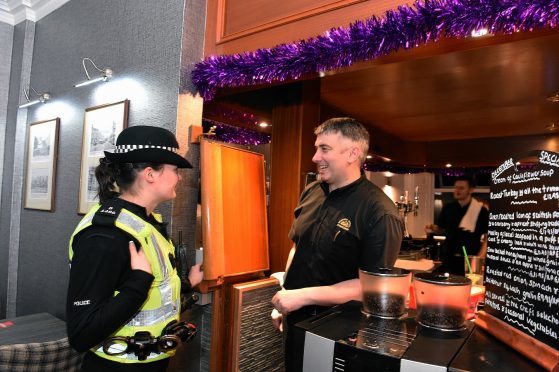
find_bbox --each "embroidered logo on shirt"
[73,300,90,306]
[337,218,351,231]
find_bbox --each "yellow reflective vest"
[69,203,181,363]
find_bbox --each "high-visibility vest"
[69,203,181,363]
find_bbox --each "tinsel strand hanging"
[192,0,559,100]
[202,119,271,146]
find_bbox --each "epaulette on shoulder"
[92,200,124,227]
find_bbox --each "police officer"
[67,126,203,371]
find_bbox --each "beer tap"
[413,186,419,216]
[395,186,419,238]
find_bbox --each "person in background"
[425,175,489,275]
[271,117,404,371]
[67,126,203,371]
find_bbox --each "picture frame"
[78,99,129,214]
[24,118,60,211]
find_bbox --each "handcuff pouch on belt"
[102,320,197,360]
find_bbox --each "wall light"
[18,86,50,109]
[74,58,113,88]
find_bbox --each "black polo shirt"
[437,200,489,256]
[283,174,404,290]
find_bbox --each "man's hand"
[188,263,204,288]
[129,241,152,274]
[271,289,306,315]
[425,223,443,235]
[271,308,283,332]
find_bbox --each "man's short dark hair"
[455,175,475,188]
[314,117,370,164]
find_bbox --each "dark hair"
[95,158,163,202]
[455,175,475,189]
[314,117,370,164]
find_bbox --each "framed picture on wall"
[78,99,129,214]
[24,118,60,211]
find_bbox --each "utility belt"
[102,320,197,361]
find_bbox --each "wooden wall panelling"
[300,80,322,189]
[200,139,269,282]
[205,0,407,56]
[221,145,269,274]
[201,139,226,280]
[209,287,223,372]
[222,0,365,41]
[367,127,427,165]
[269,81,321,274]
[229,278,283,371]
[321,102,428,165]
[425,133,559,167]
[366,133,559,169]
[208,274,266,372]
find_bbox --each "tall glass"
[464,255,485,285]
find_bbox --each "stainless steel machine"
[294,301,542,371]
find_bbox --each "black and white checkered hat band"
[113,144,179,154]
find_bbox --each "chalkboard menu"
[485,150,559,350]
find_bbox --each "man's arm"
[425,223,444,235]
[271,244,296,331]
[478,234,488,257]
[284,245,296,273]
[271,278,361,315]
[426,202,450,235]
[477,206,490,257]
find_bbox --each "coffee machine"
[293,301,474,372]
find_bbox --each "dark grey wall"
[5,0,188,319]
[0,20,31,319]
[0,21,15,319]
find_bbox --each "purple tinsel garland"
[202,119,271,146]
[192,0,559,100]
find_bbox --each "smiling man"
[271,117,404,371]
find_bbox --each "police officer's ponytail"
[95,158,119,202]
[95,158,163,202]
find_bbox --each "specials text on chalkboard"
[485,150,559,350]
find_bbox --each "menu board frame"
[475,150,559,370]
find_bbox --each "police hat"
[104,125,192,168]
